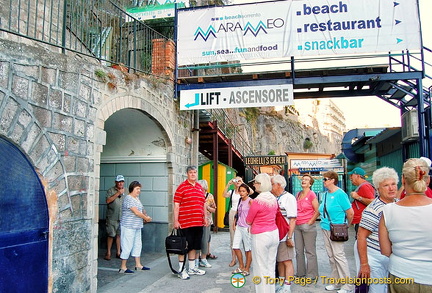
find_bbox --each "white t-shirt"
[382,203,432,285]
[277,191,297,241]
[230,190,241,212]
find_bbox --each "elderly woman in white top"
[379,158,432,292]
[356,167,398,293]
[222,176,244,267]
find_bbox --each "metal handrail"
[0,0,172,76]
[204,109,254,157]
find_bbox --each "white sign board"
[291,159,343,169]
[180,84,294,110]
[126,1,186,21]
[177,0,421,65]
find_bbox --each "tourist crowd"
[106,157,432,293]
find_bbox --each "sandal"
[232,267,243,274]
[229,260,237,267]
[242,271,250,276]
[207,253,218,259]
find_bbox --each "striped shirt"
[359,197,386,251]
[121,195,144,229]
[174,180,205,229]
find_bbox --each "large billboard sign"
[180,83,294,110]
[177,0,421,66]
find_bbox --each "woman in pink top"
[246,173,279,293]
[232,183,253,276]
[294,174,320,279]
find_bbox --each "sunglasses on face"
[323,178,331,181]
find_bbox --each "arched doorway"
[0,136,49,292]
[97,108,170,285]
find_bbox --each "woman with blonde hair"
[246,173,279,293]
[379,158,432,292]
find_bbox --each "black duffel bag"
[166,229,188,255]
[165,229,188,273]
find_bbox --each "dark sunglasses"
[323,178,331,181]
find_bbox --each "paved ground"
[97,227,357,293]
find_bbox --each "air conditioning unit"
[401,109,419,142]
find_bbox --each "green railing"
[0,0,171,75]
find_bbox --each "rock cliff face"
[224,107,342,156]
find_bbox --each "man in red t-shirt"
[173,165,208,280]
[348,167,376,236]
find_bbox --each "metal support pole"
[61,0,68,54]
[227,138,233,167]
[212,120,219,232]
[417,78,427,157]
[192,110,199,167]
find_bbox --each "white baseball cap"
[115,175,125,182]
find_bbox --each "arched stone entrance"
[98,108,171,253]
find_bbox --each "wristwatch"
[287,236,292,240]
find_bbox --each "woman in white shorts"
[232,183,253,276]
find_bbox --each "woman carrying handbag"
[319,171,354,293]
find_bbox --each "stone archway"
[95,95,177,288]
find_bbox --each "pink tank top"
[236,197,252,227]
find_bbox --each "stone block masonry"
[0,38,194,293]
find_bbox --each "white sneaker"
[275,283,283,293]
[199,259,212,268]
[337,289,353,293]
[187,267,206,275]
[178,270,190,280]
[325,285,341,291]
[280,285,292,293]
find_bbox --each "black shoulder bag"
[165,229,188,273]
[323,192,349,242]
[224,189,234,226]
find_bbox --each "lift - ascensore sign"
[180,84,294,110]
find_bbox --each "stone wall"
[0,38,193,293]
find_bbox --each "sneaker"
[118,268,134,274]
[275,284,283,293]
[199,259,212,268]
[325,285,341,291]
[337,289,353,293]
[178,270,190,280]
[280,285,291,293]
[187,267,206,275]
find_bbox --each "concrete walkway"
[97,227,357,293]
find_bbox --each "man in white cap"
[398,157,432,199]
[105,175,125,260]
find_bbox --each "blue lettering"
[303,1,348,15]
